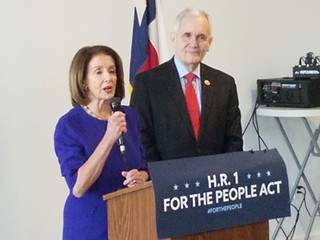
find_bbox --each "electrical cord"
[242,97,269,150]
[243,101,311,239]
[283,186,310,240]
[297,186,312,217]
[244,83,320,238]
[242,97,259,136]
[287,203,300,240]
[275,218,289,239]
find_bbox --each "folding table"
[256,106,320,240]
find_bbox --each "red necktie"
[185,72,200,140]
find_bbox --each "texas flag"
[129,0,169,89]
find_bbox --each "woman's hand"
[122,169,148,187]
[105,111,127,143]
[72,110,127,198]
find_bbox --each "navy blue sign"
[148,149,290,239]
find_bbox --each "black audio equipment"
[257,77,320,108]
[293,52,320,79]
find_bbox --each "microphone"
[110,97,128,170]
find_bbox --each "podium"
[103,181,269,240]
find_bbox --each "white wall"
[1,0,319,239]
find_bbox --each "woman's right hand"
[105,111,127,143]
[72,111,127,198]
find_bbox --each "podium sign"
[148,149,290,239]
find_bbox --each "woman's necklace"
[84,105,103,120]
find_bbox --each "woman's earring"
[83,84,89,91]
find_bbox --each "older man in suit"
[130,8,243,162]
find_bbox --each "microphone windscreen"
[110,97,121,112]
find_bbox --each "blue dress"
[54,105,147,240]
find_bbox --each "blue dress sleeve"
[54,116,86,190]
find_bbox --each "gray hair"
[173,8,212,37]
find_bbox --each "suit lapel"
[164,59,195,137]
[199,64,216,140]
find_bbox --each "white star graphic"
[173,184,178,191]
[185,183,189,189]
[195,181,200,187]
[247,173,251,179]
[267,171,271,176]
[257,172,261,178]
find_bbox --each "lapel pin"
[204,80,211,86]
